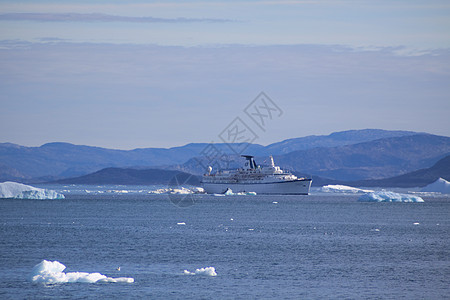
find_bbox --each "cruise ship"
[202,155,312,195]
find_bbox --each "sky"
[0,0,449,149]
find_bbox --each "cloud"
[38,37,68,42]
[0,13,233,23]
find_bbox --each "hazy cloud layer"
[0,13,233,23]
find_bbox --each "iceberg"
[191,187,205,193]
[320,185,373,194]
[420,178,450,194]
[220,188,257,196]
[170,187,194,195]
[183,267,217,276]
[224,188,234,195]
[148,187,205,195]
[358,190,424,202]
[0,181,64,199]
[28,260,134,284]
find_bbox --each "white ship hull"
[202,179,312,195]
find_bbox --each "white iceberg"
[358,190,424,202]
[220,188,256,196]
[148,187,204,195]
[320,185,373,194]
[28,260,134,284]
[191,187,205,193]
[170,187,194,195]
[224,188,234,195]
[0,181,65,199]
[420,178,450,194]
[183,267,217,276]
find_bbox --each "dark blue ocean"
[1,185,449,299]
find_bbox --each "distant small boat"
[202,155,311,195]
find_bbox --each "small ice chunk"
[0,182,65,200]
[191,187,205,193]
[170,188,193,195]
[149,188,171,194]
[413,222,420,225]
[177,222,186,225]
[220,188,256,196]
[28,260,134,284]
[272,201,278,204]
[112,190,129,194]
[358,190,424,202]
[183,267,217,276]
[224,188,234,195]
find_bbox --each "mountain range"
[1,129,449,186]
[54,154,450,188]
[54,168,200,186]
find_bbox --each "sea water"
[0,185,449,299]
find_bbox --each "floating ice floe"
[149,187,204,195]
[171,188,194,194]
[28,260,134,284]
[183,267,217,276]
[216,188,256,196]
[358,190,424,202]
[420,178,450,194]
[191,187,205,193]
[0,182,65,200]
[320,185,373,194]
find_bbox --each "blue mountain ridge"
[1,129,448,183]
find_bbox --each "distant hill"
[176,133,450,181]
[349,155,450,187]
[264,129,417,154]
[273,134,450,181]
[0,163,28,182]
[0,141,262,180]
[0,129,418,181]
[54,168,200,185]
[52,155,450,188]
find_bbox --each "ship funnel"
[241,155,257,169]
[207,166,212,175]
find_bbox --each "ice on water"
[214,188,257,196]
[183,267,217,276]
[0,182,64,199]
[358,190,424,202]
[28,260,134,284]
[420,178,450,194]
[320,185,373,194]
[149,187,204,195]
